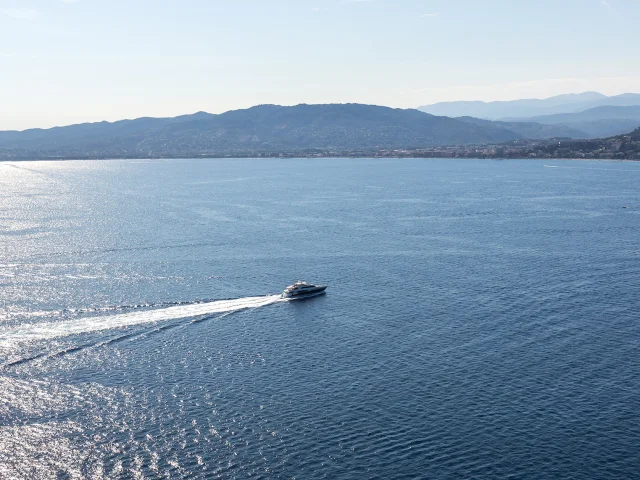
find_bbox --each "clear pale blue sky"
[1,0,639,130]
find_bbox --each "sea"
[0,158,639,479]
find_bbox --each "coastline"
[2,155,638,163]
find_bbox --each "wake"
[0,295,283,344]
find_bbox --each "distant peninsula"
[1,103,639,161]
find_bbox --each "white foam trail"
[0,295,282,344]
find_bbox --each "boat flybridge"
[281,281,327,300]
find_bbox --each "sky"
[1,0,639,130]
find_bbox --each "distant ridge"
[503,105,640,138]
[507,105,640,123]
[418,92,640,120]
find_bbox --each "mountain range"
[418,92,640,120]
[2,99,640,160]
[419,92,640,139]
[0,104,525,160]
[502,105,640,138]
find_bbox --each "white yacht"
[281,281,327,299]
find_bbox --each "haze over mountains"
[1,94,640,160]
[504,106,640,139]
[419,92,640,119]
[418,92,640,140]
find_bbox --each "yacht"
[281,281,327,299]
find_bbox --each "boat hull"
[281,286,327,300]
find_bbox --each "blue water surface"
[0,158,639,479]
